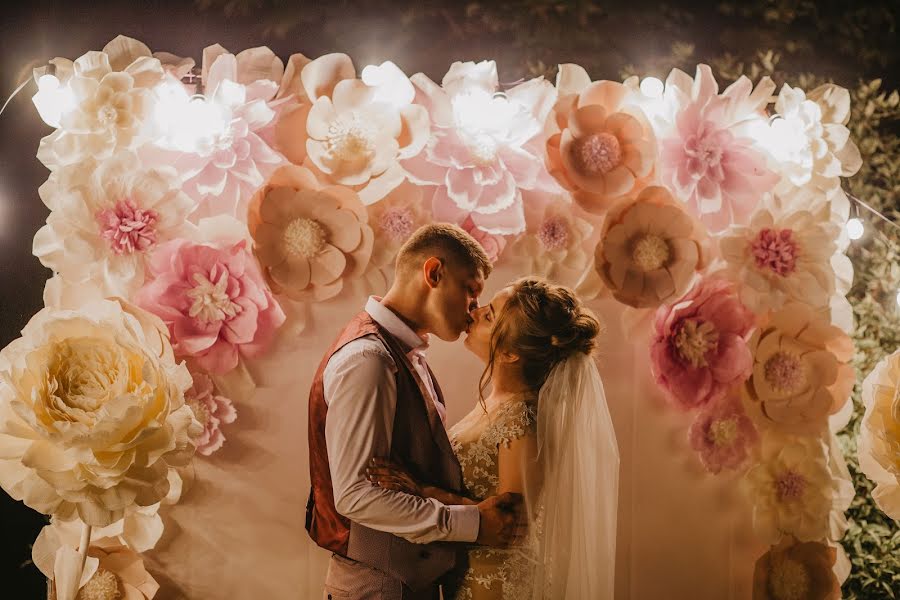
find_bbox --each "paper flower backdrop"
[5,34,868,597]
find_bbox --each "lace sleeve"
[488,400,538,449]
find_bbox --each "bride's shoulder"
[490,396,538,446]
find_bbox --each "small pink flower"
[750,228,799,277]
[135,237,286,374]
[689,393,759,474]
[650,277,755,410]
[96,199,159,255]
[185,370,237,456]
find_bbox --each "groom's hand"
[475,492,524,547]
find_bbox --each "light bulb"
[846,218,864,240]
[639,77,664,98]
[361,61,415,107]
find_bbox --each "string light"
[639,76,664,98]
[846,217,865,240]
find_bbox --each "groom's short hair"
[395,224,492,279]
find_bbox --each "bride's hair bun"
[480,277,602,395]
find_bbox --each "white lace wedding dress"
[443,397,539,600]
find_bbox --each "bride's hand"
[366,457,423,496]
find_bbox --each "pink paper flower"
[689,392,759,474]
[142,46,286,223]
[547,79,657,215]
[403,60,560,234]
[658,65,779,233]
[650,277,756,410]
[135,235,285,374]
[185,370,237,456]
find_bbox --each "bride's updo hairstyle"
[478,277,601,404]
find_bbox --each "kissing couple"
[307,223,619,599]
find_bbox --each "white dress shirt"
[322,297,480,544]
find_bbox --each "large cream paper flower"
[858,349,900,522]
[743,304,854,435]
[0,299,199,526]
[595,185,706,308]
[743,432,852,544]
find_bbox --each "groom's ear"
[423,257,443,289]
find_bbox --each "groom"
[307,223,524,600]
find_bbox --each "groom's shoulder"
[327,334,398,374]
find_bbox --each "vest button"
[419,549,430,559]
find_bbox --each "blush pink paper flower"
[402,60,560,235]
[658,65,779,233]
[650,277,756,410]
[135,235,285,374]
[689,392,759,474]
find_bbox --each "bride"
[366,277,619,599]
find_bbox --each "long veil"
[524,352,620,599]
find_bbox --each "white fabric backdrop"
[145,261,766,599]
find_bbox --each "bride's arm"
[367,458,479,505]
[497,432,541,499]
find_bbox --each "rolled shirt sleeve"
[323,337,480,544]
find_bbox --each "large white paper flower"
[858,349,900,522]
[33,152,196,299]
[743,432,852,544]
[765,83,862,193]
[719,193,844,312]
[37,37,165,171]
[0,299,199,526]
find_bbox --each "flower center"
[632,233,671,271]
[707,416,739,447]
[96,199,159,255]
[685,128,727,173]
[573,132,621,175]
[764,352,806,394]
[48,339,122,417]
[751,228,799,276]
[674,319,719,368]
[775,469,807,502]
[283,218,327,258]
[379,207,415,242]
[188,398,212,427]
[464,132,499,166]
[186,268,242,324]
[768,556,811,600]
[537,217,570,250]
[326,115,376,162]
[77,567,122,600]
[97,105,119,126]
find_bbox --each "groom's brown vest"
[306,311,467,590]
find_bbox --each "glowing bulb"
[361,61,415,107]
[32,76,76,128]
[639,77,664,98]
[37,74,60,92]
[846,218,864,240]
[152,77,229,153]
